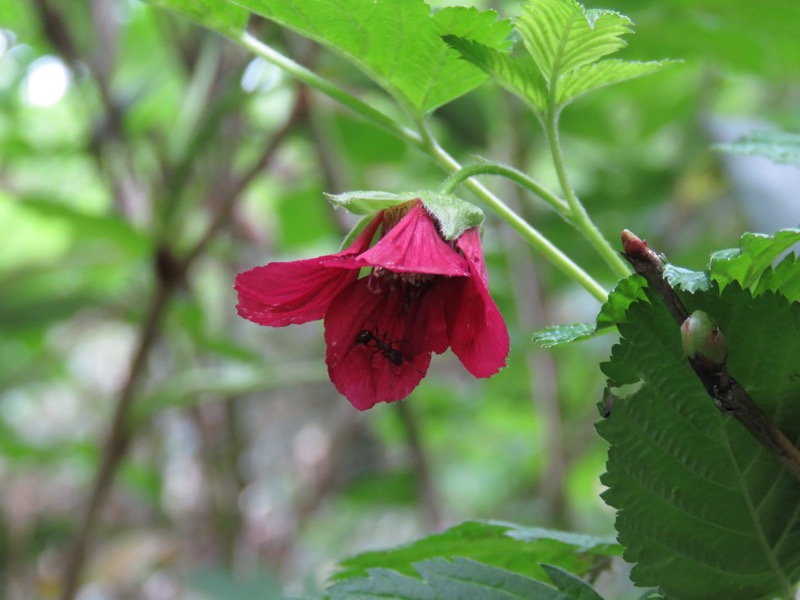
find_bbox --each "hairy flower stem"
[438,162,570,215]
[239,32,609,303]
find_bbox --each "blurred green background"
[1,0,798,598]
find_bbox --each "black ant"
[354,326,405,366]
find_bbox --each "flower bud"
[681,310,727,370]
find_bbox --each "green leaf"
[759,254,800,303]
[328,557,570,600]
[329,567,436,600]
[541,564,605,600]
[597,284,800,599]
[715,130,800,167]
[516,0,672,108]
[532,274,648,348]
[595,274,649,330]
[662,264,710,293]
[443,36,547,113]
[557,58,671,105]
[232,0,512,114]
[708,228,800,292]
[331,520,619,584]
[532,322,598,348]
[146,0,248,36]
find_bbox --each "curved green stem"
[545,108,630,278]
[437,162,571,216]
[423,143,607,301]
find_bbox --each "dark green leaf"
[541,564,605,600]
[597,284,800,599]
[331,520,619,584]
[329,558,566,600]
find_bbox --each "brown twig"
[60,273,175,600]
[620,229,800,483]
[59,86,309,600]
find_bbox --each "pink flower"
[235,200,509,410]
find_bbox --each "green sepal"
[417,190,484,240]
[327,190,483,241]
[325,190,420,216]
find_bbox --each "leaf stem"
[437,161,571,215]
[545,108,630,278]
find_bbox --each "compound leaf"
[516,0,672,108]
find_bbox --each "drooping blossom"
[235,200,509,410]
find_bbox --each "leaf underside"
[331,520,619,584]
[715,129,800,167]
[328,556,599,600]
[231,0,512,114]
[597,283,800,599]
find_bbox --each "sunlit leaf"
[516,0,672,108]
[231,0,512,114]
[331,520,619,584]
[146,0,248,36]
[443,36,547,113]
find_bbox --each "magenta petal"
[324,279,430,410]
[447,228,509,377]
[404,281,450,357]
[457,227,488,284]
[355,202,470,276]
[235,260,357,326]
[234,214,382,327]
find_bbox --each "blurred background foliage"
[0,0,798,598]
